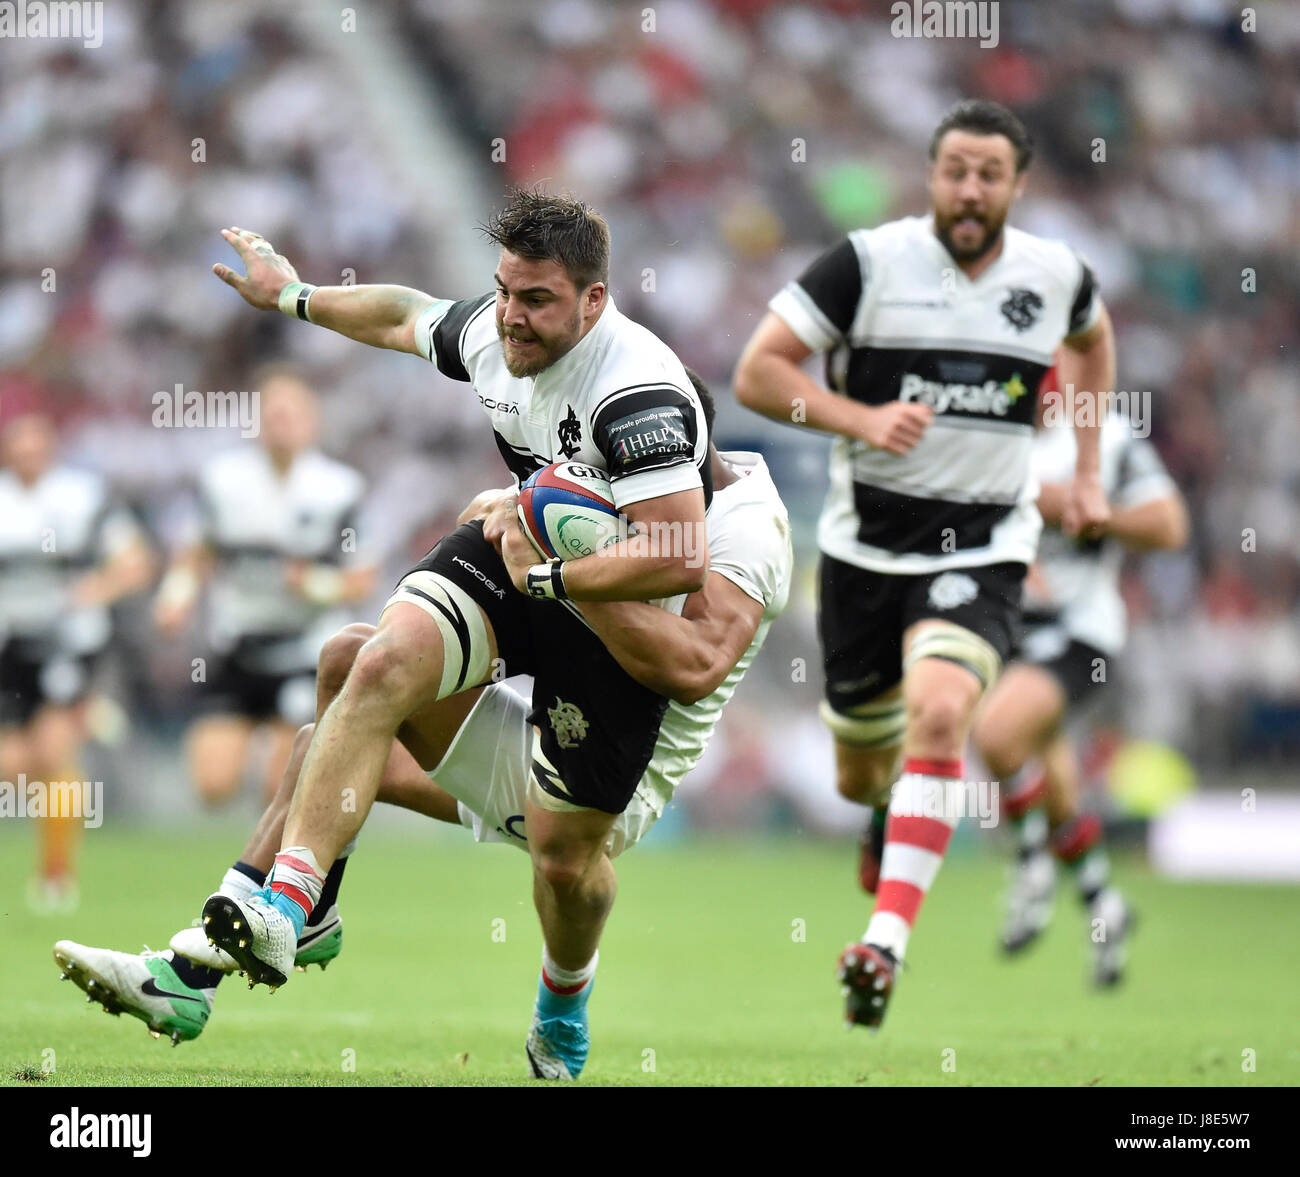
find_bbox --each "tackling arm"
[576,571,764,705]
[493,489,710,601]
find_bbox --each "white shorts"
[429,683,661,859]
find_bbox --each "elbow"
[733,367,757,410]
[667,666,717,706]
[733,355,765,410]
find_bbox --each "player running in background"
[53,399,793,1066]
[974,372,1187,983]
[202,191,712,1078]
[153,369,375,807]
[0,414,154,912]
[734,99,1113,1029]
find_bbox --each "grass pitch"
[2,823,1297,1087]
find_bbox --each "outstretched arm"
[211,227,434,355]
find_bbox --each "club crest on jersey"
[548,698,589,749]
[1000,288,1044,333]
[557,405,582,459]
[927,572,979,611]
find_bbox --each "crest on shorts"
[1000,288,1043,333]
[548,698,589,748]
[927,572,979,611]
[557,405,582,459]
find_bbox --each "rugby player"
[53,397,792,1077]
[0,414,154,912]
[974,372,1186,983]
[154,370,375,806]
[201,191,715,1076]
[734,99,1113,1029]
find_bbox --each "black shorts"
[401,521,669,815]
[819,555,1025,713]
[198,635,317,726]
[0,635,98,726]
[1016,620,1109,709]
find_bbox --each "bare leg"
[525,798,619,971]
[281,601,493,868]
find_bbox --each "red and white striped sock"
[267,846,326,924]
[864,757,964,962]
[541,947,598,1000]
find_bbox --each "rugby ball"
[517,462,623,561]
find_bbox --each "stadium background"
[1,0,1299,1088]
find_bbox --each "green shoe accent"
[294,922,342,970]
[140,955,212,1041]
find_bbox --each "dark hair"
[480,187,611,291]
[929,99,1033,174]
[683,366,716,436]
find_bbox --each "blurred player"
[975,375,1187,983]
[153,369,375,807]
[734,99,1113,1029]
[199,190,712,1079]
[0,414,154,912]
[53,404,794,1062]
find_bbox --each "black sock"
[232,860,266,887]
[306,854,348,927]
[169,952,225,991]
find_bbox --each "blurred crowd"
[2,0,1297,827]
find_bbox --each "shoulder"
[587,311,696,419]
[707,453,793,604]
[47,464,109,509]
[199,444,258,489]
[298,450,366,502]
[1004,225,1086,286]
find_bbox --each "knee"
[341,637,419,714]
[905,689,971,749]
[836,754,898,806]
[974,720,1022,780]
[533,850,588,897]
[292,722,314,758]
[318,627,369,698]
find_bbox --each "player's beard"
[934,206,1007,265]
[498,306,583,378]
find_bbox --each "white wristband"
[157,566,199,611]
[525,561,567,601]
[278,281,317,323]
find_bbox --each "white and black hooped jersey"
[197,446,365,650]
[1027,415,1177,656]
[0,465,143,652]
[413,295,711,510]
[770,214,1101,574]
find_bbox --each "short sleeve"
[413,294,494,381]
[1114,436,1176,508]
[1066,252,1101,338]
[591,384,705,510]
[768,237,864,352]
